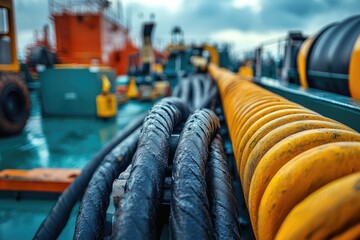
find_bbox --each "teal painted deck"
[0,92,154,239]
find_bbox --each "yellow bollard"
[96,75,117,118]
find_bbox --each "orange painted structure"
[50,0,138,75]
[0,168,80,193]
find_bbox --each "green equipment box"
[39,66,116,117]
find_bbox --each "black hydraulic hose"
[197,74,206,94]
[180,79,191,104]
[112,97,190,239]
[199,85,218,110]
[175,73,217,109]
[189,73,218,109]
[170,109,220,240]
[200,74,218,109]
[206,134,241,240]
[73,130,140,240]
[191,76,203,109]
[173,82,181,98]
[187,79,194,107]
[203,74,216,92]
[177,79,185,99]
[33,114,145,240]
[198,74,208,88]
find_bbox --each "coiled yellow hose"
[209,64,360,240]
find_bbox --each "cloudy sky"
[13,0,360,56]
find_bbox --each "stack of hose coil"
[209,63,360,240]
[110,101,240,239]
[34,74,240,239]
[172,74,218,110]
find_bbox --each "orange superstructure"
[50,0,138,75]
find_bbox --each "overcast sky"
[13,0,360,56]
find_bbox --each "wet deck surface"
[0,199,79,240]
[0,93,153,169]
[0,92,154,239]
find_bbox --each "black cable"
[187,79,194,107]
[191,75,203,109]
[179,73,218,110]
[197,74,206,94]
[173,82,181,98]
[180,78,191,104]
[34,114,145,240]
[206,134,241,240]
[199,85,218,110]
[111,97,190,239]
[170,109,220,240]
[73,130,140,240]
[177,79,185,99]
[198,74,218,109]
[203,74,214,94]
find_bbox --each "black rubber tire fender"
[0,73,30,136]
